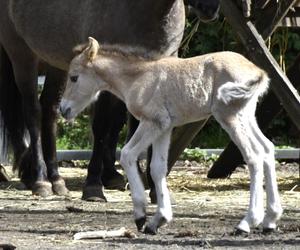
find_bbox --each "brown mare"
[0,0,219,199]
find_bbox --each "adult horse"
[0,0,219,198]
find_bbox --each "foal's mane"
[74,42,156,62]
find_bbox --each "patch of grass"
[180,148,219,163]
[57,112,92,150]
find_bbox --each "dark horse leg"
[1,34,52,196]
[39,66,69,195]
[82,91,127,201]
[0,46,28,174]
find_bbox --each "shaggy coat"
[60,38,282,235]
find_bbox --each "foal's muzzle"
[60,105,72,120]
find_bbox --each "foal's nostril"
[65,107,71,117]
[61,107,72,119]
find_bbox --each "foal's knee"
[120,147,134,169]
[263,139,275,161]
[244,149,264,171]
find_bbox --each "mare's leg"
[39,66,69,195]
[83,92,126,201]
[102,95,127,190]
[120,120,166,231]
[144,129,173,235]
[4,40,52,196]
[0,45,29,182]
[249,120,282,231]
[214,108,265,233]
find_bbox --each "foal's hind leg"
[214,110,265,233]
[144,129,173,235]
[249,120,282,231]
[40,66,69,195]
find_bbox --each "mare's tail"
[217,70,270,105]
[0,45,27,167]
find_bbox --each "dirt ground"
[0,161,299,250]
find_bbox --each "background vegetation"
[56,15,300,151]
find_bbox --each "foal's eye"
[70,75,79,83]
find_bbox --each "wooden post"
[255,0,297,38]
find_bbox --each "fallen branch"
[73,227,137,240]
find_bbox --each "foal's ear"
[84,37,100,62]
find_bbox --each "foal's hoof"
[135,216,147,232]
[102,172,126,191]
[52,178,69,196]
[231,228,249,236]
[82,185,107,202]
[144,225,158,235]
[32,181,53,197]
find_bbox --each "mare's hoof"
[262,228,276,234]
[102,172,126,191]
[135,217,147,232]
[82,185,107,202]
[52,178,69,196]
[20,180,32,190]
[20,176,34,190]
[144,225,157,235]
[32,181,53,197]
[231,228,249,236]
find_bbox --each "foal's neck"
[93,54,148,100]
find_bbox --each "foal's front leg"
[144,129,173,235]
[120,120,163,231]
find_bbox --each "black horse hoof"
[144,225,157,235]
[135,217,147,232]
[19,178,33,190]
[102,171,126,191]
[52,177,69,196]
[32,181,53,197]
[82,185,107,202]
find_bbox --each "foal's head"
[185,0,220,22]
[60,37,104,120]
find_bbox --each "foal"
[60,38,282,234]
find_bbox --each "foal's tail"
[217,70,270,105]
[0,45,27,165]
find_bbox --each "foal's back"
[142,51,267,125]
